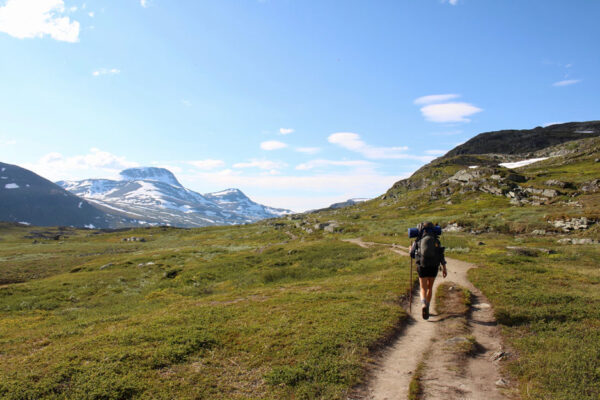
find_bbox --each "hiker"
[409,222,447,320]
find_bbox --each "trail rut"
[345,239,510,400]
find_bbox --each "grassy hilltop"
[1,128,600,399]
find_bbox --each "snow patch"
[1,167,5,172]
[84,224,96,229]
[469,165,479,169]
[5,183,19,189]
[18,221,31,226]
[78,202,83,208]
[499,157,549,169]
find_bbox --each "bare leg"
[425,277,436,305]
[419,277,428,303]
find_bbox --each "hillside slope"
[445,120,600,157]
[0,162,111,228]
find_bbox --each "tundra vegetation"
[1,136,599,399]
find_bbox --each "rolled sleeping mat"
[408,226,442,238]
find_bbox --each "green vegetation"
[0,223,411,399]
[407,361,425,400]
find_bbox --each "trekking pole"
[409,241,413,314]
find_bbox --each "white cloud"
[279,128,294,135]
[0,139,17,145]
[260,140,287,151]
[88,11,94,17]
[92,68,120,77]
[553,79,581,87]
[425,149,448,155]
[443,0,459,5]
[295,159,374,171]
[328,132,432,161]
[188,159,225,170]
[420,102,482,123]
[22,148,139,181]
[295,147,321,155]
[233,159,287,170]
[414,94,460,105]
[0,0,80,42]
[181,99,192,107]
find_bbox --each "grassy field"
[0,223,412,399]
[2,140,599,399]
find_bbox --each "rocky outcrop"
[557,238,599,245]
[581,179,600,193]
[548,217,594,232]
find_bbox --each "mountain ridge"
[58,167,292,227]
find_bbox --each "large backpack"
[419,232,441,268]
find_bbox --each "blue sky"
[0,0,598,211]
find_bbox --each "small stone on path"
[495,378,509,388]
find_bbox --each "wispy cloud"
[420,102,482,123]
[93,68,120,77]
[414,94,460,105]
[279,128,294,135]
[328,132,432,161]
[233,159,287,170]
[414,94,482,123]
[22,148,139,181]
[181,99,192,107]
[552,79,581,87]
[188,159,225,170]
[295,159,374,171]
[260,140,287,151]
[0,139,17,146]
[443,0,459,5]
[0,0,80,42]
[425,149,448,155]
[140,0,149,8]
[295,147,321,155]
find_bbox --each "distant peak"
[119,167,182,187]
[211,188,243,196]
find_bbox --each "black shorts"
[417,265,439,278]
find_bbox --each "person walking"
[409,222,447,320]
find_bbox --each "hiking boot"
[422,305,429,320]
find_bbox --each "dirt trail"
[344,239,508,400]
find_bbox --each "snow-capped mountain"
[0,162,112,228]
[204,188,291,220]
[58,167,292,227]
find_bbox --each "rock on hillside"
[0,162,111,228]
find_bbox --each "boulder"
[581,179,600,193]
[506,173,526,183]
[444,222,464,232]
[545,179,568,188]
